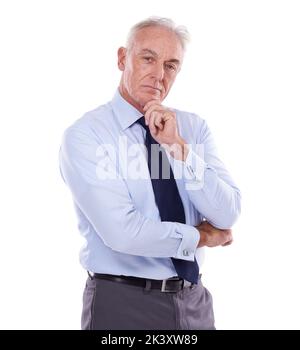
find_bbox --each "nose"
[151,63,165,82]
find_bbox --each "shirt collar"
[110,89,143,131]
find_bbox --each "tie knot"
[136,116,148,130]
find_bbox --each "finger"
[143,100,162,112]
[222,239,233,246]
[161,112,173,124]
[224,229,232,234]
[221,229,232,238]
[143,100,159,111]
[148,111,159,135]
[144,105,165,125]
[154,115,164,130]
[225,232,233,242]
[219,228,232,233]
[222,233,233,245]
[150,111,165,135]
[144,105,157,125]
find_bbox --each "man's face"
[118,26,184,112]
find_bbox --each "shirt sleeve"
[171,117,241,229]
[59,126,199,261]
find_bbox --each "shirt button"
[183,249,189,256]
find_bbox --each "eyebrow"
[138,48,181,65]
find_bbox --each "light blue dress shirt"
[59,89,241,279]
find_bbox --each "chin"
[141,91,161,102]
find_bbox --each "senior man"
[59,17,241,330]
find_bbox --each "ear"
[117,47,127,71]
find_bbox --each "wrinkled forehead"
[130,26,184,61]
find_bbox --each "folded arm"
[59,127,201,261]
[171,117,241,229]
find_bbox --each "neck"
[118,86,144,114]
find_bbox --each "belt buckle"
[161,278,183,293]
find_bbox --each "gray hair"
[126,16,190,52]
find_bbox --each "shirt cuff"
[171,146,208,190]
[171,223,200,261]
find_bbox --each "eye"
[143,56,153,63]
[166,63,176,71]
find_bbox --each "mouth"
[141,85,162,93]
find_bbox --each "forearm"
[170,147,241,229]
[73,185,199,260]
[187,165,241,229]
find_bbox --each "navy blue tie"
[136,117,199,284]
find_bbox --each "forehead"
[131,26,183,60]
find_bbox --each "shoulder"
[61,101,114,145]
[173,108,205,125]
[170,107,209,142]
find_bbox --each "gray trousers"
[81,275,215,330]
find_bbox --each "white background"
[0,0,299,329]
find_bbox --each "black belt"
[89,273,197,293]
